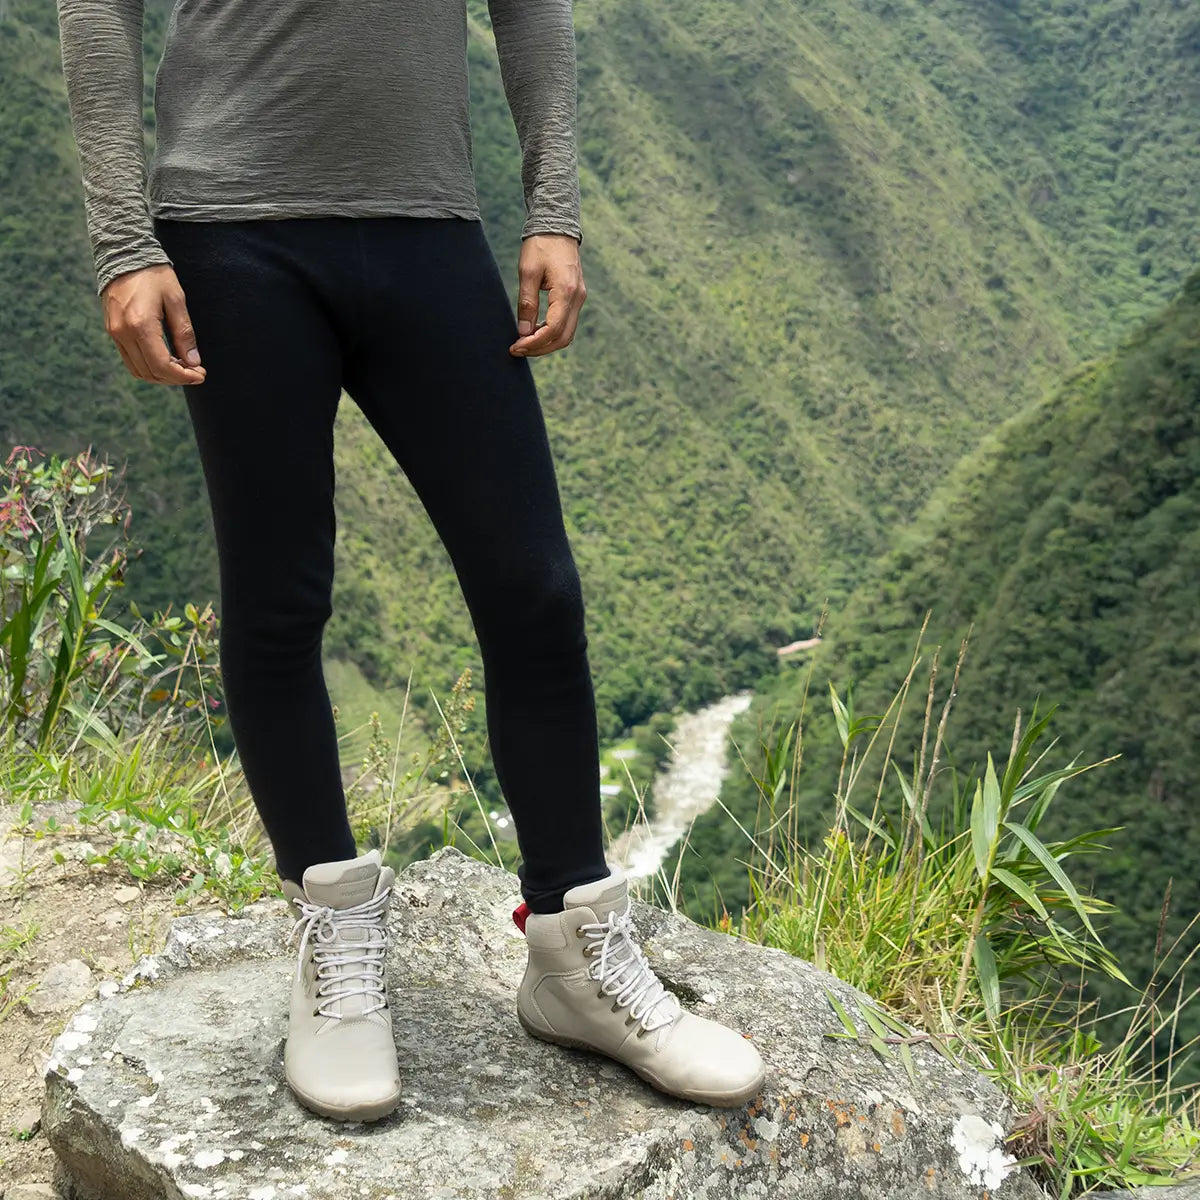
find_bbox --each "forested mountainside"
[1,0,1195,807]
[686,267,1200,1062]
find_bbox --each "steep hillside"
[313,0,1200,758]
[691,267,1200,1060]
[854,0,1198,323]
[2,0,1196,800]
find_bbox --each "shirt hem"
[147,196,484,222]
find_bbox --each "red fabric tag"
[512,901,531,934]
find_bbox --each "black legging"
[152,214,608,913]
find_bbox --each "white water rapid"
[607,689,754,880]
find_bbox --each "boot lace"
[579,899,682,1034]
[289,889,391,1019]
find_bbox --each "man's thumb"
[516,278,539,337]
[163,289,202,365]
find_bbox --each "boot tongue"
[302,849,382,909]
[562,866,629,918]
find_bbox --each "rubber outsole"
[516,1006,766,1108]
[284,1068,401,1123]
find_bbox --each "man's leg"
[155,215,402,1122]
[340,214,765,1109]
[154,216,358,884]
[341,215,609,913]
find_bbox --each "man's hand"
[509,233,586,358]
[102,263,207,385]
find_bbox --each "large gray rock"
[42,847,1042,1199]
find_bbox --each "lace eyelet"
[636,1026,649,1038]
[575,927,586,938]
[611,1001,622,1013]
[596,988,606,1000]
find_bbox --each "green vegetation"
[4,0,1197,817]
[658,646,1199,1195]
[5,464,1196,1194]
[599,713,676,835]
[0,448,479,908]
[0,919,38,1022]
[681,267,1200,1082]
[0,446,269,909]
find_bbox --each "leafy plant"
[0,919,39,1025]
[0,446,222,751]
[710,632,1199,1195]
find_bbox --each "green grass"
[663,636,1200,1196]
[0,920,39,1023]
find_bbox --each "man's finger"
[515,309,566,355]
[516,264,543,337]
[112,338,141,381]
[513,285,579,356]
[163,288,204,368]
[114,325,155,381]
[554,288,584,349]
[135,308,206,385]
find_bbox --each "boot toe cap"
[285,1018,401,1118]
[650,1012,766,1105]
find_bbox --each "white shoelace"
[289,889,391,1019]
[579,899,682,1034]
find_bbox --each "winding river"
[607,689,755,879]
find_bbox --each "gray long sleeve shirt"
[56,0,583,296]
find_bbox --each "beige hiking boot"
[280,848,401,1121]
[514,865,766,1107]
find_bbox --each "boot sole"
[285,1068,401,1123]
[517,1006,765,1108]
